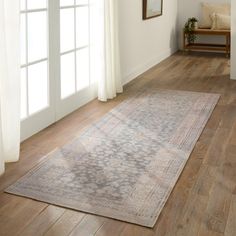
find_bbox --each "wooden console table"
[183,29,231,57]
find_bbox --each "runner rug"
[5,89,220,227]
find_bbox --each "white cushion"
[211,13,231,30]
[199,3,230,29]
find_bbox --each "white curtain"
[97,0,123,102]
[0,0,21,175]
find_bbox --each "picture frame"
[143,0,163,20]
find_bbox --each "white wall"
[118,0,178,85]
[231,0,236,79]
[178,0,231,49]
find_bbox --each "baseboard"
[230,74,236,80]
[122,47,178,86]
[230,59,235,80]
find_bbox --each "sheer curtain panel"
[98,0,123,102]
[0,0,21,175]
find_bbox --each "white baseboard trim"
[231,65,236,80]
[122,47,178,86]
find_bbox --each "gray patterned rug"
[5,89,220,227]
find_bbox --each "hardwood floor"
[0,51,236,236]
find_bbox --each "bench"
[183,29,231,57]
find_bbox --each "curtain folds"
[98,0,123,102]
[0,0,21,175]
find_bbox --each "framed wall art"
[143,0,163,20]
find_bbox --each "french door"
[20,0,98,141]
[58,0,97,119]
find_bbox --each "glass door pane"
[20,0,49,118]
[27,0,47,9]
[20,68,27,119]
[28,61,48,114]
[60,1,90,100]
[60,8,75,53]
[60,0,74,7]
[28,11,47,62]
[76,47,89,91]
[61,52,76,98]
[76,6,89,48]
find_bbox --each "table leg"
[226,34,230,57]
[183,31,186,52]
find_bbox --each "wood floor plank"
[228,122,236,145]
[44,210,85,236]
[191,165,216,197]
[219,105,236,129]
[175,193,208,236]
[94,219,126,236]
[0,198,47,236]
[203,128,231,167]
[68,215,106,236]
[205,105,225,130]
[0,194,30,216]
[17,205,65,236]
[0,193,20,211]
[197,177,232,235]
[119,224,154,236]
[224,196,236,236]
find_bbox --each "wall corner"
[231,0,236,80]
